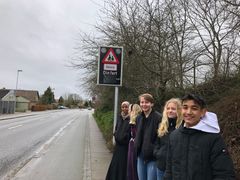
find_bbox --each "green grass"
[93,109,114,150]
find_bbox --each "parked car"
[58,105,67,109]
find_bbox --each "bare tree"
[187,0,240,80]
[71,0,240,108]
[223,0,240,17]
[70,32,100,97]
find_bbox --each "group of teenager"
[105,93,236,180]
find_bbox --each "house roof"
[0,89,10,99]
[15,90,39,102]
[0,89,39,102]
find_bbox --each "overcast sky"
[0,0,102,99]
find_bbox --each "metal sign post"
[113,86,118,145]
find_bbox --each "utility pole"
[16,69,23,90]
[15,69,23,113]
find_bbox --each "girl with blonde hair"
[127,104,142,180]
[154,98,183,180]
[129,104,142,125]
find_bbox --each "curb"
[0,113,38,121]
[83,114,92,180]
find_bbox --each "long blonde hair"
[158,98,183,137]
[129,104,142,124]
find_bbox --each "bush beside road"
[93,109,114,151]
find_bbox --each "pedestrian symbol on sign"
[108,54,114,61]
[102,48,120,64]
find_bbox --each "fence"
[0,101,15,114]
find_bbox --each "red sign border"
[102,48,120,64]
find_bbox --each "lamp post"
[51,88,55,104]
[16,69,23,90]
[14,69,22,113]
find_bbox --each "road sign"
[97,46,123,86]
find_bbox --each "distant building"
[0,89,40,114]
[16,96,30,112]
[0,89,15,114]
[15,90,39,111]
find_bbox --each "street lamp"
[51,88,55,103]
[16,69,23,90]
[14,69,22,113]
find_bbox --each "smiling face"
[166,102,178,119]
[140,96,153,114]
[182,100,206,127]
[121,103,129,115]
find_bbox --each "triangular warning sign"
[102,48,119,64]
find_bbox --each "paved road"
[0,109,90,180]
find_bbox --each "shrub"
[93,109,114,151]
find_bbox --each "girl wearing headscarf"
[106,101,131,180]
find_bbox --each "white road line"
[8,125,23,130]
[34,119,75,155]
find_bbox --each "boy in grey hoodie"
[164,94,235,180]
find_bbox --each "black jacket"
[106,115,130,180]
[164,126,235,180]
[135,110,161,162]
[114,115,130,145]
[154,118,176,171]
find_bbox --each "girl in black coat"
[153,98,183,180]
[106,101,131,180]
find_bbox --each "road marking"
[35,119,75,155]
[8,124,23,130]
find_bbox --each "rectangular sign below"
[97,46,123,86]
[104,64,117,71]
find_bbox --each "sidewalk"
[86,113,112,180]
[0,110,54,121]
[0,111,39,120]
